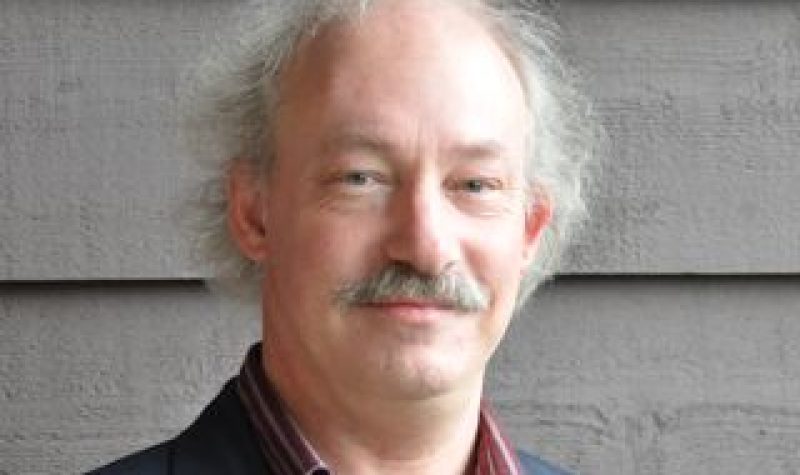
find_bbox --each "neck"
[262,343,484,475]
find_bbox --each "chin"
[366,347,483,400]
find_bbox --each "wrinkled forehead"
[275,0,530,152]
[283,1,525,96]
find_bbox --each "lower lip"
[361,302,454,324]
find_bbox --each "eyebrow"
[323,127,394,158]
[323,126,512,163]
[446,141,511,162]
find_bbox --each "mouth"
[366,298,454,309]
[358,299,460,324]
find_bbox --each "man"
[91,0,594,473]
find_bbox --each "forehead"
[276,0,529,156]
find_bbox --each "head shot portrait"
[90,0,595,473]
[5,1,800,473]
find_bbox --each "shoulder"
[516,449,573,475]
[86,379,265,475]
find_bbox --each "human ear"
[521,187,552,268]
[226,158,269,262]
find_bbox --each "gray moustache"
[336,263,489,313]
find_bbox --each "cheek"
[268,207,382,291]
[466,218,528,301]
[463,223,527,354]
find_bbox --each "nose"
[383,178,460,277]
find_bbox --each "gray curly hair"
[181,0,598,304]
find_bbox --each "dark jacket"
[88,380,570,475]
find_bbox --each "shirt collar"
[237,343,328,475]
[237,342,521,475]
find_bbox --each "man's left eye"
[342,171,371,186]
[459,178,500,193]
[463,179,486,193]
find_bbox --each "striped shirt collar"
[237,343,521,475]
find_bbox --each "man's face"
[236,0,549,400]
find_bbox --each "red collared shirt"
[237,343,521,475]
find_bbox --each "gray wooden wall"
[1,1,799,473]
